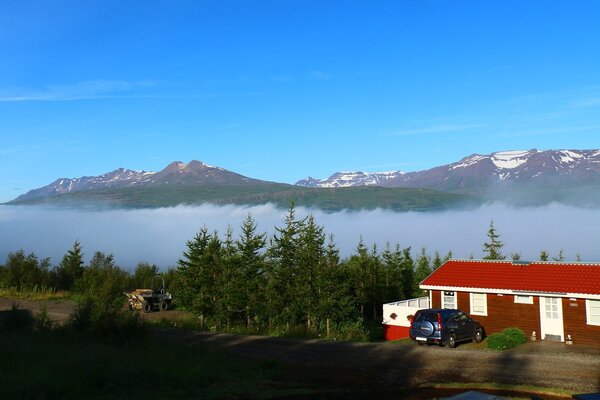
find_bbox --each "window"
[470,293,487,316]
[544,297,560,319]
[587,299,600,326]
[442,291,457,309]
[514,295,534,304]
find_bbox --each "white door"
[539,297,564,342]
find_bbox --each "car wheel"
[448,334,457,348]
[143,301,152,313]
[473,329,483,343]
[159,301,168,312]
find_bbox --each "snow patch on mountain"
[558,150,583,164]
[490,150,533,169]
[450,155,487,170]
[296,170,406,188]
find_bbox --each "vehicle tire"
[142,301,152,313]
[473,329,483,343]
[448,334,457,348]
[159,301,168,312]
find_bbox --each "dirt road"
[3,298,599,396]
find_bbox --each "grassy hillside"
[6,184,483,212]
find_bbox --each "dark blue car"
[409,308,484,348]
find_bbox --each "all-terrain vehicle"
[124,275,172,313]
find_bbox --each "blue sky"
[1,1,600,202]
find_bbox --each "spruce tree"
[56,240,85,291]
[539,250,549,261]
[400,247,415,299]
[432,251,443,271]
[415,247,432,294]
[177,227,212,321]
[346,237,370,319]
[266,204,304,328]
[482,221,506,260]
[295,215,326,329]
[236,214,267,327]
[552,249,565,262]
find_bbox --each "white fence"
[382,296,430,327]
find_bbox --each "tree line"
[175,206,450,335]
[0,210,578,337]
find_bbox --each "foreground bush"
[486,327,527,350]
[501,327,527,346]
[66,298,145,340]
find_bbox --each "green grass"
[420,382,573,398]
[0,330,306,400]
[0,286,70,301]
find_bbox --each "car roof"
[416,308,461,315]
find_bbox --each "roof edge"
[445,258,600,266]
[420,285,600,299]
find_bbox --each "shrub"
[34,306,53,332]
[485,332,512,350]
[501,327,526,346]
[486,327,527,350]
[66,298,145,340]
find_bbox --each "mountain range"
[297,149,600,205]
[7,149,600,210]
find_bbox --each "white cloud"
[1,203,599,269]
[389,124,484,136]
[0,80,162,102]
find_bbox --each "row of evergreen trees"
[175,206,451,333]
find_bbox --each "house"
[419,259,600,346]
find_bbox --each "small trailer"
[124,276,172,313]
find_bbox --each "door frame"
[539,296,564,342]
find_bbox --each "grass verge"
[421,382,574,398]
[0,287,70,301]
[0,330,308,400]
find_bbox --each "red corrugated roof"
[421,260,600,295]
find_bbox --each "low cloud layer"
[1,203,599,269]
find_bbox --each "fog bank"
[1,203,599,269]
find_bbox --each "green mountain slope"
[7,184,483,212]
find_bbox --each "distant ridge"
[6,159,481,212]
[12,160,272,203]
[9,149,600,209]
[296,149,600,205]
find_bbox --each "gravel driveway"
[3,298,599,395]
[154,329,600,395]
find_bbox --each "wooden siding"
[431,290,441,308]
[456,291,540,337]
[431,290,600,346]
[562,298,600,347]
